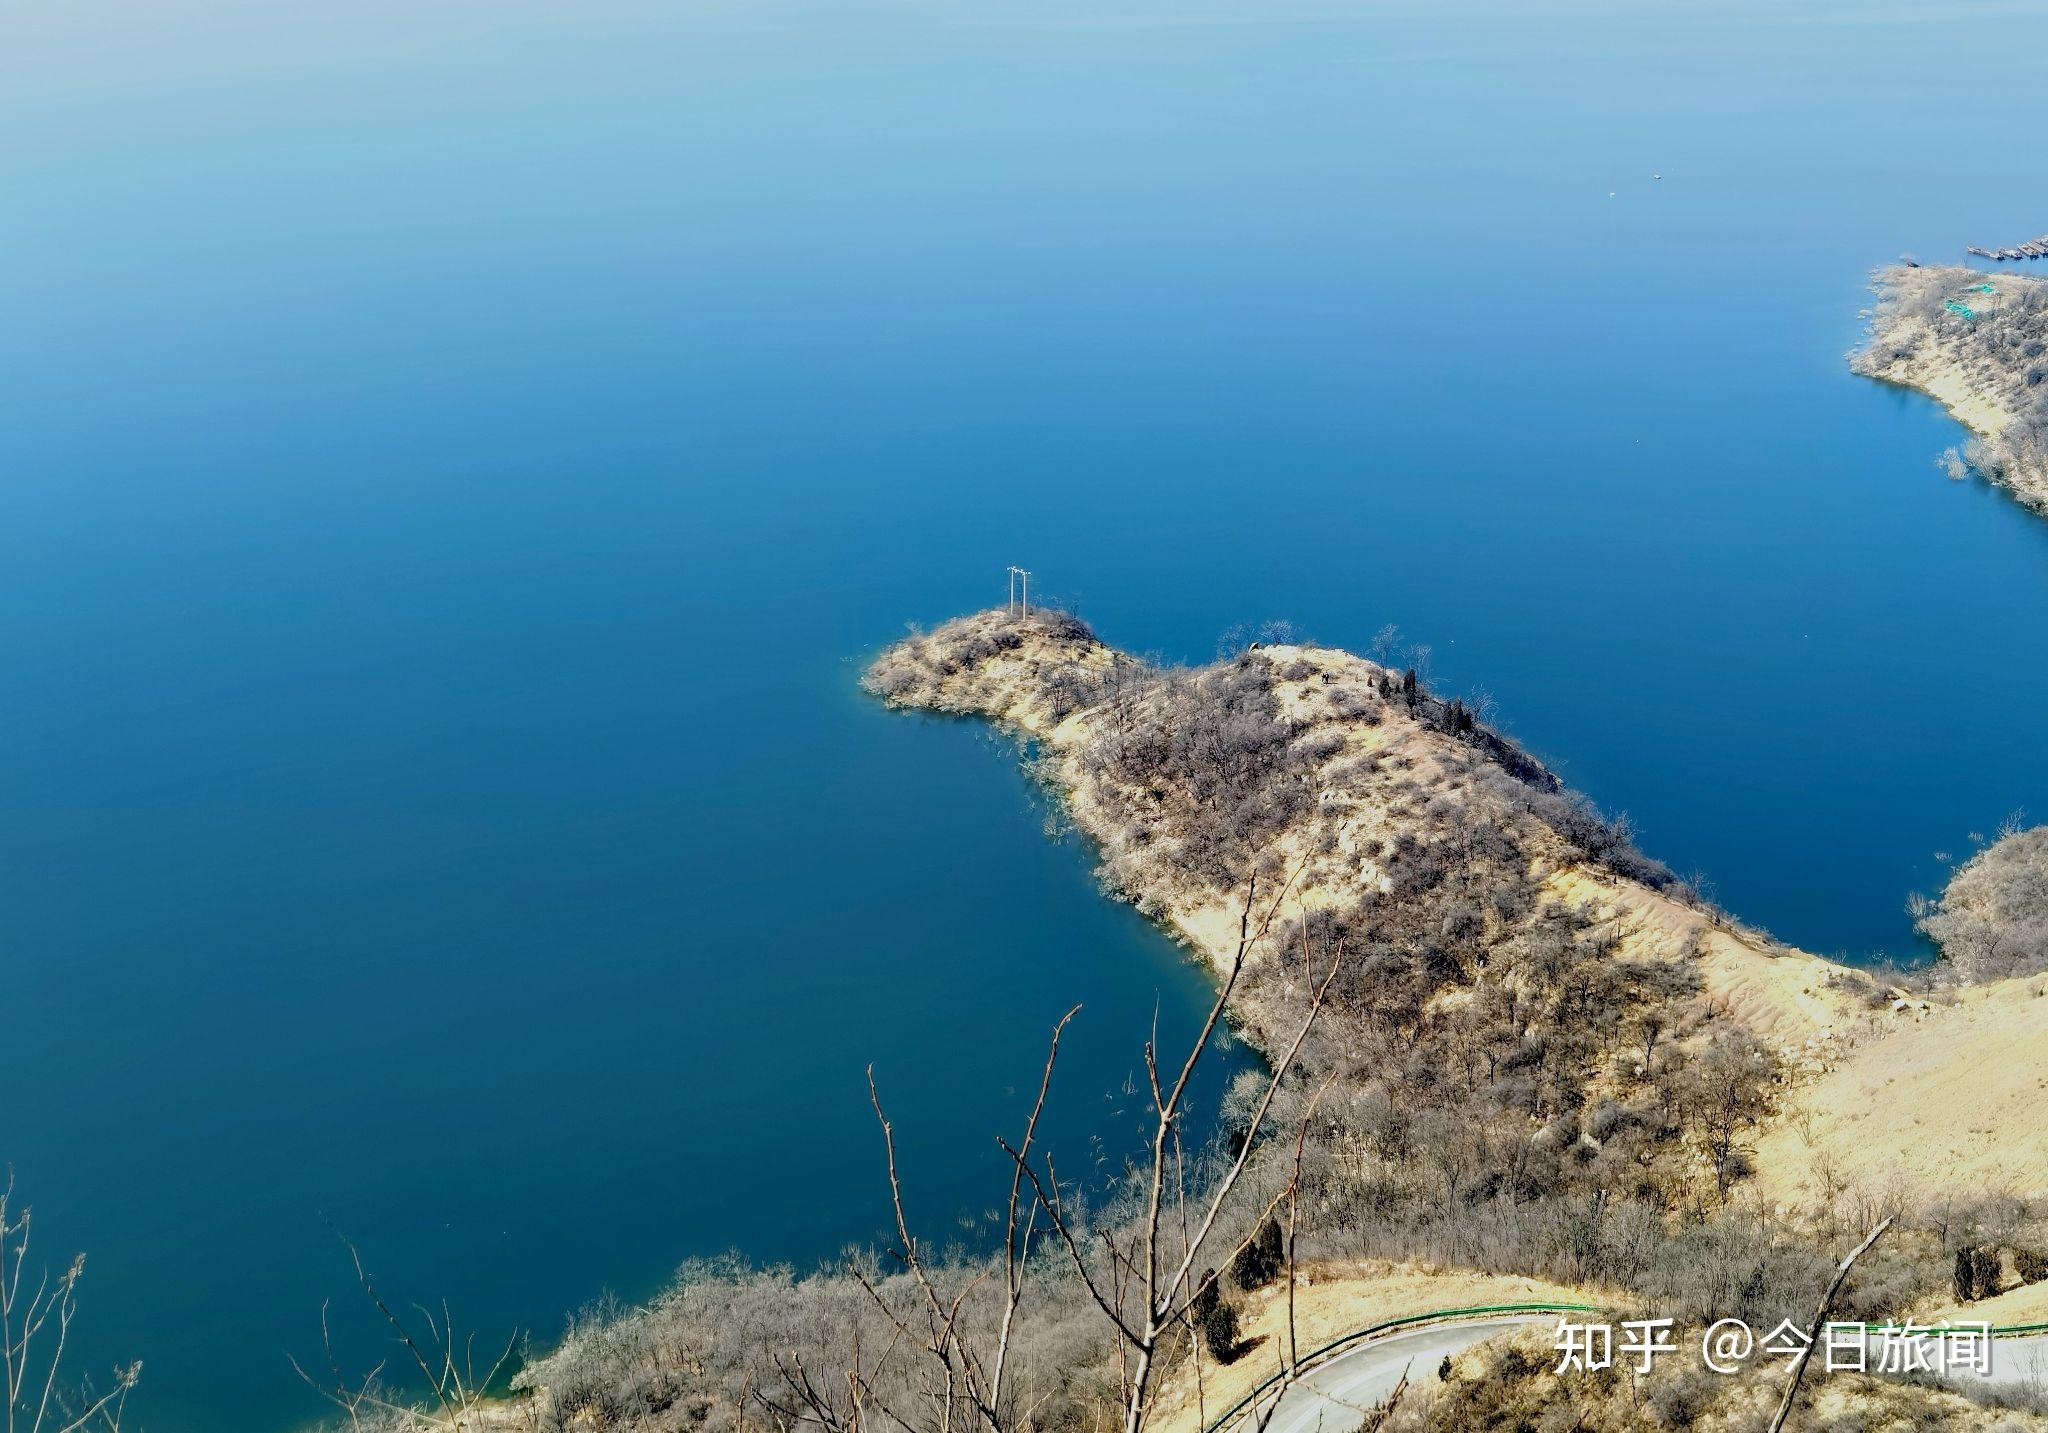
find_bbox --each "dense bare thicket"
[515,1148,2048,1431]
[1854,264,2048,509]
[0,1176,138,1433]
[523,1258,1117,1433]
[1916,823,2048,981]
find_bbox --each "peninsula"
[1853,263,2048,509]
[492,608,2048,1432]
[863,607,2048,1213]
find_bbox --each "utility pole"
[1007,566,1031,618]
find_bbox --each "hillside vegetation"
[1853,264,2048,509]
[422,609,2048,1433]
[1918,825,2048,983]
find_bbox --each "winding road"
[1248,1315,1549,1433]
[1227,1315,2048,1433]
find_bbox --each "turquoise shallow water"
[8,2,2048,1427]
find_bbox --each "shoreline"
[863,608,2048,1212]
[864,608,1844,1013]
[1852,262,2048,511]
[483,607,2048,1432]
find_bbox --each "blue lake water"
[8,2,2048,1427]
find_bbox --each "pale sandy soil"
[1891,360,2016,439]
[1855,269,2033,437]
[1533,868,2033,1215]
[1146,1263,1605,1433]
[1753,974,2048,1211]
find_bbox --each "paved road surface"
[1251,1316,1550,1433]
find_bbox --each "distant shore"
[1852,263,2048,509]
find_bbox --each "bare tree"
[1767,1217,1892,1433]
[0,1175,138,1433]
[1678,1032,1772,1202]
[290,1232,526,1433]
[759,1324,902,1433]
[1406,645,1433,689]
[1004,865,1340,1433]
[852,1007,1079,1433]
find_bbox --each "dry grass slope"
[1754,974,2048,1212]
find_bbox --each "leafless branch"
[1768,1216,1893,1433]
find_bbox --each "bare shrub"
[0,1175,139,1433]
[1918,824,2048,980]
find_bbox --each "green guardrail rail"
[1865,1319,2048,1336]
[1202,1304,2048,1431]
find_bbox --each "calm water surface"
[7,2,2048,1427]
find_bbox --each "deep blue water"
[8,2,2048,1428]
